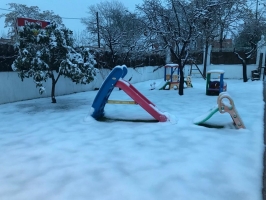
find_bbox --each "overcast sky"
[0,0,143,37]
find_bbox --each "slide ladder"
[91,66,127,119]
[188,59,205,80]
[217,92,245,129]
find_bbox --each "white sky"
[0,0,144,36]
[0,64,264,200]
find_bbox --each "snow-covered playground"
[0,68,264,200]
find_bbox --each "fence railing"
[0,42,257,72]
[212,47,252,52]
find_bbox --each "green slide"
[193,105,219,125]
[159,82,170,90]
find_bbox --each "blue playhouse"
[206,70,227,96]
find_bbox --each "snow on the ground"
[0,77,264,200]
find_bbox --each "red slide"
[115,80,168,122]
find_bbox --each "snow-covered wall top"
[0,66,164,104]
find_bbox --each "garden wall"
[186,64,258,79]
[0,66,164,104]
[0,64,260,105]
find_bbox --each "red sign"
[17,17,50,28]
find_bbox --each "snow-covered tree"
[213,0,249,51]
[232,1,266,82]
[137,0,203,95]
[190,0,222,77]
[81,0,144,68]
[0,3,62,38]
[234,19,266,48]
[234,0,266,48]
[72,30,91,47]
[12,22,97,103]
[234,41,256,82]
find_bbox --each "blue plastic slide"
[91,65,127,119]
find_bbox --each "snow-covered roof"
[207,70,225,74]
[165,64,179,68]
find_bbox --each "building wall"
[0,66,164,104]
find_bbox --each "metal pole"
[96,12,100,48]
[256,0,258,21]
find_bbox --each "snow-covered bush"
[12,22,97,103]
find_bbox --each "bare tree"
[214,0,249,51]
[137,0,203,95]
[192,0,222,77]
[232,1,266,82]
[72,30,91,47]
[234,40,256,82]
[81,0,144,68]
[234,1,266,48]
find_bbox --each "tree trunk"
[178,65,184,95]
[49,72,61,103]
[242,60,248,82]
[51,77,57,103]
[234,51,248,83]
[219,27,224,52]
[203,42,209,78]
[219,38,223,52]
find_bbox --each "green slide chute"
[193,105,219,125]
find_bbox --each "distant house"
[212,39,233,49]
